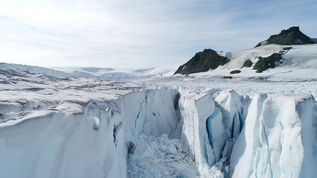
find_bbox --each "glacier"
[230,93,317,178]
[1,66,317,177]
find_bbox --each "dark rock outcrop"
[253,53,283,73]
[174,49,229,75]
[255,26,316,47]
[241,59,253,68]
[230,70,241,74]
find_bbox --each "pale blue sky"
[0,0,316,68]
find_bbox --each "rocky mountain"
[174,26,317,76]
[255,26,316,47]
[174,49,229,75]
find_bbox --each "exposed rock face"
[230,70,241,74]
[241,59,253,68]
[255,26,316,47]
[174,49,229,75]
[253,53,283,73]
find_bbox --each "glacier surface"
[0,64,317,177]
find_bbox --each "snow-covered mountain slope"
[53,44,317,81]
[0,63,317,178]
[182,44,317,81]
[0,62,70,77]
[174,27,317,77]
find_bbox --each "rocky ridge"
[175,26,316,75]
[174,49,229,75]
[255,26,316,47]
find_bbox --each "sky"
[0,0,317,69]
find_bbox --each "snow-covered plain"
[0,44,317,178]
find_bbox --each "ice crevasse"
[0,87,316,178]
[178,89,248,176]
[0,88,181,178]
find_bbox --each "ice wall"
[1,87,316,178]
[179,89,248,175]
[0,88,180,178]
[230,94,317,178]
[213,90,249,139]
[179,91,216,172]
[0,101,127,178]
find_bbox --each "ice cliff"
[0,87,180,177]
[230,93,317,178]
[1,77,316,177]
[0,86,246,177]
